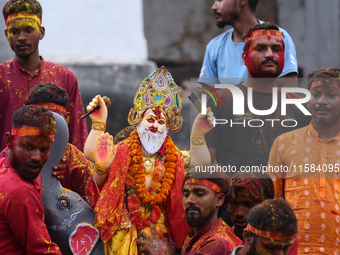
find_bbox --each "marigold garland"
[129,130,176,205]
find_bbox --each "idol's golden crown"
[128,67,182,132]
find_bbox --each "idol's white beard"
[136,123,168,156]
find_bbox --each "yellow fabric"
[105,228,137,255]
[268,122,340,254]
[104,210,167,255]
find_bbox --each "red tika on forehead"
[152,107,162,119]
[247,223,295,240]
[245,30,283,43]
[184,178,222,193]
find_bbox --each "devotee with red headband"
[228,172,274,241]
[199,0,298,88]
[232,197,297,255]
[0,83,95,205]
[205,22,309,175]
[0,0,87,151]
[136,171,242,255]
[83,67,216,254]
[268,67,340,254]
[180,171,242,255]
[0,105,61,254]
[25,83,94,205]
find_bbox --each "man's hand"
[52,156,67,181]
[191,107,215,137]
[86,95,108,123]
[94,133,115,170]
[137,223,175,255]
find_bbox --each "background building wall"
[143,0,279,84]
[0,0,339,149]
[0,0,13,61]
[38,0,148,64]
[278,0,340,77]
[0,0,157,144]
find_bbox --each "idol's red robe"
[0,57,88,151]
[89,138,190,249]
[181,219,243,255]
[0,156,61,255]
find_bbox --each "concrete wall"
[0,0,150,64]
[144,0,219,64]
[38,0,148,64]
[1,0,339,148]
[144,0,340,81]
[143,0,279,84]
[0,0,13,62]
[144,0,277,64]
[0,0,158,146]
[278,0,340,76]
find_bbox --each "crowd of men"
[0,0,338,255]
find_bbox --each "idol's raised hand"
[191,107,215,137]
[94,133,116,171]
[86,95,108,123]
[84,95,109,162]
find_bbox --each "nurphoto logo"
[200,84,312,128]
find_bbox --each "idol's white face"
[140,109,167,134]
[137,109,168,156]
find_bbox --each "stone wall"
[0,0,158,146]
[278,0,340,76]
[143,0,279,84]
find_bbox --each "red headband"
[309,80,340,92]
[6,11,41,27]
[184,178,222,193]
[247,223,294,240]
[245,29,283,43]
[35,103,67,115]
[12,127,55,139]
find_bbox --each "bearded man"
[206,22,310,173]
[84,67,215,254]
[0,105,61,254]
[181,171,242,255]
[200,0,298,88]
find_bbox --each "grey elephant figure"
[41,113,104,255]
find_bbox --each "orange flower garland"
[129,130,176,205]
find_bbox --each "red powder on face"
[152,107,162,119]
[245,38,284,77]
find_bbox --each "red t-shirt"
[0,156,61,255]
[0,57,88,151]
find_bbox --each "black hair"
[114,126,136,145]
[248,197,298,237]
[25,83,69,109]
[12,105,56,136]
[307,67,340,90]
[183,171,233,218]
[248,0,260,13]
[243,22,284,53]
[232,172,274,202]
[3,0,42,21]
